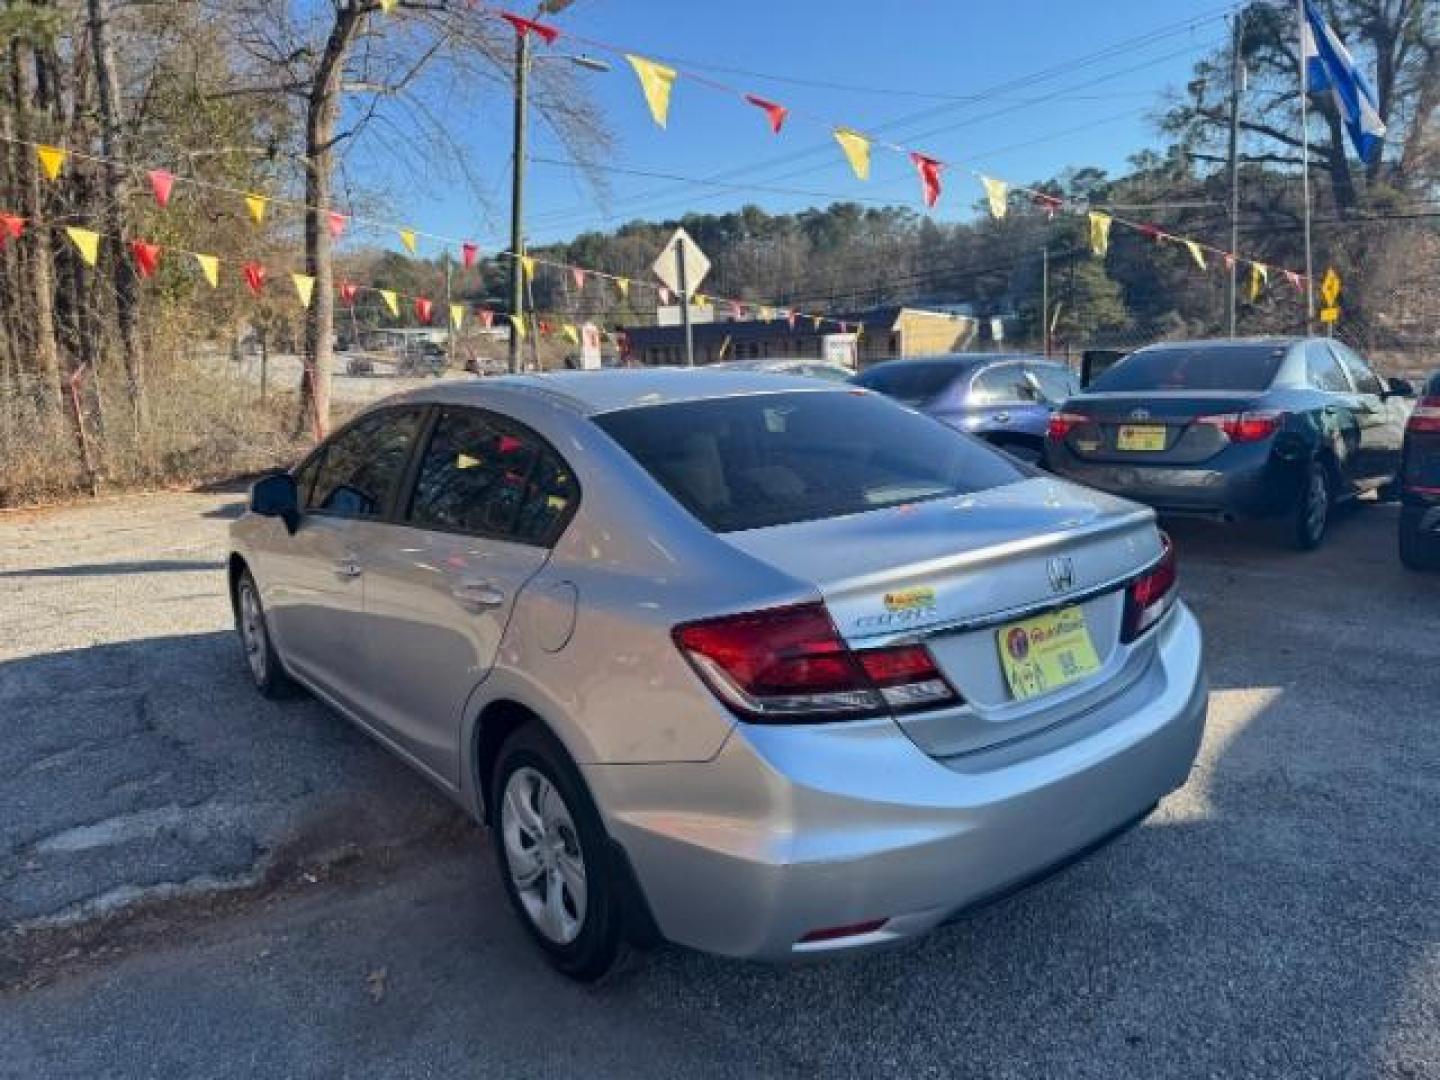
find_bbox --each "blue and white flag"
[1301,0,1387,162]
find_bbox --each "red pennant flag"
[539,318,553,336]
[130,240,161,279]
[339,280,358,307]
[1285,269,1304,292]
[243,262,266,296]
[909,153,944,209]
[571,266,586,291]
[1031,193,1063,218]
[787,309,798,330]
[729,300,742,319]
[658,285,672,305]
[500,12,559,44]
[147,169,175,209]
[0,213,23,242]
[327,211,347,239]
[1138,223,1165,242]
[1223,253,1237,272]
[744,94,789,134]
[478,308,495,329]
[461,242,479,269]
[415,297,434,324]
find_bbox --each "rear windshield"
[593,390,1025,533]
[1090,344,1287,392]
[853,361,967,405]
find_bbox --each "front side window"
[970,364,1033,406]
[308,408,425,519]
[1306,343,1351,393]
[407,408,578,546]
[1330,344,1384,396]
[594,390,1025,533]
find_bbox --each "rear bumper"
[1046,445,1294,519]
[588,603,1207,961]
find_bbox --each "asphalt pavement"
[0,491,1436,1079]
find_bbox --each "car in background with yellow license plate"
[1044,338,1414,550]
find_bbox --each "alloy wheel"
[1304,467,1329,543]
[501,766,587,945]
[239,581,268,685]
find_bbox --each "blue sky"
[358,1,1240,251]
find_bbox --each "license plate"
[1116,424,1167,451]
[996,606,1101,701]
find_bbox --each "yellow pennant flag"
[193,252,219,288]
[811,315,823,330]
[37,145,67,181]
[1184,240,1207,271]
[1249,262,1268,302]
[693,292,708,307]
[625,55,678,128]
[291,272,316,309]
[245,194,268,225]
[1088,211,1113,257]
[65,227,100,266]
[615,277,630,299]
[521,255,535,283]
[379,289,399,318]
[508,314,527,340]
[562,323,579,345]
[981,176,1008,220]
[833,128,871,181]
[378,0,397,11]
[398,228,417,254]
[759,305,774,321]
[450,303,465,330]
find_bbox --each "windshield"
[853,361,967,405]
[1091,344,1287,392]
[593,390,1025,533]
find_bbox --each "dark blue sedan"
[854,354,1080,464]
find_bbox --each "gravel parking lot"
[1,489,1436,1078]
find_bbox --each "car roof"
[392,368,848,417]
[1132,337,1304,352]
[866,352,1055,368]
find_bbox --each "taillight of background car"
[1407,396,1440,435]
[1194,410,1284,443]
[673,603,959,723]
[1047,412,1088,440]
[1121,533,1178,643]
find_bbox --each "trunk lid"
[1058,390,1266,465]
[722,477,1164,756]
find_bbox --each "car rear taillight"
[1121,533,1178,643]
[1047,412,1087,440]
[1407,396,1440,434]
[673,603,959,723]
[1194,410,1283,442]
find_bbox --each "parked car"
[1399,370,1440,570]
[343,353,374,377]
[230,370,1206,980]
[1045,338,1413,550]
[854,354,1081,464]
[707,357,855,382]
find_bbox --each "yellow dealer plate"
[1116,424,1167,452]
[996,606,1101,702]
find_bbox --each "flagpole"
[1297,0,1316,333]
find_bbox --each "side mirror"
[1385,377,1414,399]
[251,472,300,534]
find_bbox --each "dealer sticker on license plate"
[1116,424,1168,452]
[996,606,1101,701]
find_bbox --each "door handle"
[994,412,1011,424]
[452,581,506,611]
[332,559,362,580]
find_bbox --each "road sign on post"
[653,228,711,368]
[1320,267,1342,308]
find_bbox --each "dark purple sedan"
[854,354,1081,464]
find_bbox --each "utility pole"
[677,236,695,367]
[507,28,530,374]
[1041,245,1050,357]
[1296,0,1316,333]
[1227,10,1244,337]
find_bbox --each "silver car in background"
[229,370,1207,980]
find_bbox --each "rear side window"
[853,362,966,406]
[1091,344,1286,392]
[1031,365,1080,402]
[1307,343,1351,392]
[594,390,1025,533]
[1331,344,1385,395]
[970,364,1032,406]
[308,408,425,519]
[407,408,578,546]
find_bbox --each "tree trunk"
[297,2,365,441]
[87,0,146,429]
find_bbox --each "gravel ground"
[0,491,1436,1078]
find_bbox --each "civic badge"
[1046,556,1076,594]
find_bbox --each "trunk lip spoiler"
[856,523,1168,648]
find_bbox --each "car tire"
[490,724,626,982]
[235,569,297,699]
[1399,507,1440,571]
[1290,460,1332,551]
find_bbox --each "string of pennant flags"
[485,6,1312,301]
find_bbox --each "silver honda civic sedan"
[229,370,1207,979]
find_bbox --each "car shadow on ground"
[0,559,225,579]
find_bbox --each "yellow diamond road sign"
[1321,268,1342,308]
